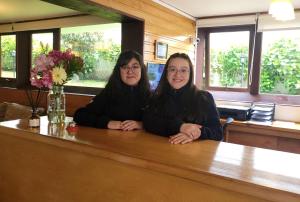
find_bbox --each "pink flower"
[30,49,83,88]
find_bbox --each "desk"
[224,120,300,153]
[0,117,300,202]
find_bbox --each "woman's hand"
[169,133,194,144]
[107,121,122,130]
[180,123,202,140]
[120,120,143,131]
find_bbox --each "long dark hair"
[151,53,208,122]
[104,50,150,99]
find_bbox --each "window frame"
[28,28,109,94]
[0,32,17,87]
[203,25,256,92]
[258,29,300,96]
[0,27,117,94]
[197,25,300,105]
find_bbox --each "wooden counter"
[1,117,300,202]
[224,120,300,154]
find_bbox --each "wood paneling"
[278,137,300,154]
[225,121,300,154]
[228,131,277,150]
[0,87,93,116]
[89,0,195,63]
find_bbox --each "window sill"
[210,90,300,105]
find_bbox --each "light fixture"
[269,0,295,21]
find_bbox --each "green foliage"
[61,32,103,75]
[61,32,120,81]
[211,46,248,87]
[211,38,300,95]
[1,36,16,71]
[260,38,300,95]
[148,72,156,81]
[32,42,51,65]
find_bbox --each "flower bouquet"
[30,49,84,124]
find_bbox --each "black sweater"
[143,87,223,141]
[73,85,147,128]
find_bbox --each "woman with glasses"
[74,50,150,131]
[143,53,222,144]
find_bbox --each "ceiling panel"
[0,0,80,24]
[155,0,300,18]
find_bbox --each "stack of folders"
[250,103,275,124]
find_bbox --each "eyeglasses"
[121,64,141,72]
[167,67,190,75]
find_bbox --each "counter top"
[1,117,300,201]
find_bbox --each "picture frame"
[155,41,168,60]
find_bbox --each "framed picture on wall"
[155,41,168,60]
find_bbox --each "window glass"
[209,31,249,88]
[32,33,53,67]
[1,35,16,78]
[61,23,121,88]
[260,30,300,95]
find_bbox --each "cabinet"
[224,120,300,154]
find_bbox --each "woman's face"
[166,57,190,90]
[120,58,142,86]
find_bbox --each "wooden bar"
[0,117,300,202]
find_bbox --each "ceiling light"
[269,0,295,21]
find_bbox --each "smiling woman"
[73,50,150,130]
[143,53,223,144]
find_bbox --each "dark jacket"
[74,85,147,128]
[143,86,222,140]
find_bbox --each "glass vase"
[47,85,66,124]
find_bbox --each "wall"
[0,87,93,116]
[90,0,196,63]
[0,0,196,116]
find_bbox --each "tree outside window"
[32,32,54,67]
[260,30,300,95]
[209,31,249,88]
[0,35,16,78]
[61,23,121,88]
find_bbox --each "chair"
[222,117,234,142]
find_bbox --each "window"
[61,23,121,88]
[209,31,249,88]
[0,23,122,93]
[198,21,300,105]
[0,34,16,79]
[32,32,54,67]
[260,29,300,95]
[204,26,254,91]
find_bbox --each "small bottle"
[29,109,40,128]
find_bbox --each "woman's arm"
[199,92,223,141]
[143,107,184,137]
[73,90,111,128]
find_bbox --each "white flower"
[52,66,67,85]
